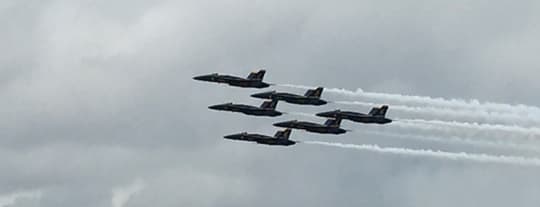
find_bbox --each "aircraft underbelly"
[228,81,251,87]
[240,110,280,117]
[285,99,311,104]
[349,117,389,124]
[349,117,374,122]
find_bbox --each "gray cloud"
[1,0,540,206]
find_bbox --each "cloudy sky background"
[1,0,540,206]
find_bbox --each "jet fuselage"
[193,74,270,88]
[273,120,346,134]
[316,111,392,124]
[223,133,296,146]
[209,103,282,117]
[251,92,327,105]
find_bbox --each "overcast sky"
[1,0,540,206]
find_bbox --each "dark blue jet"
[193,70,270,88]
[224,129,296,146]
[273,118,346,135]
[208,99,282,117]
[251,87,327,106]
[317,105,392,124]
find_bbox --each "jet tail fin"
[247,70,266,80]
[324,118,342,127]
[304,87,324,98]
[274,128,292,139]
[368,105,389,117]
[260,99,278,109]
[368,107,379,116]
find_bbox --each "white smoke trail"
[398,118,540,139]
[392,120,540,144]
[289,108,540,136]
[287,110,540,150]
[288,109,540,146]
[287,112,318,118]
[336,100,540,126]
[361,130,540,153]
[288,106,540,141]
[279,84,540,115]
[303,141,540,167]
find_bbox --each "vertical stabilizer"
[304,87,324,98]
[274,129,292,139]
[247,70,266,80]
[324,118,342,127]
[369,105,389,117]
[260,99,279,109]
[368,107,379,116]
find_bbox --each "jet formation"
[193,70,393,146]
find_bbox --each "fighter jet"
[224,129,296,146]
[316,105,392,124]
[193,70,270,88]
[208,99,282,117]
[251,87,327,106]
[273,118,346,135]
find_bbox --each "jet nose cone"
[193,75,204,81]
[250,94,264,98]
[316,112,330,117]
[251,92,273,99]
[193,75,212,81]
[273,123,284,127]
[223,134,237,139]
[208,104,223,110]
[316,111,335,118]
[273,121,290,127]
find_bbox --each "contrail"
[279,84,540,115]
[336,100,540,126]
[303,141,540,167]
